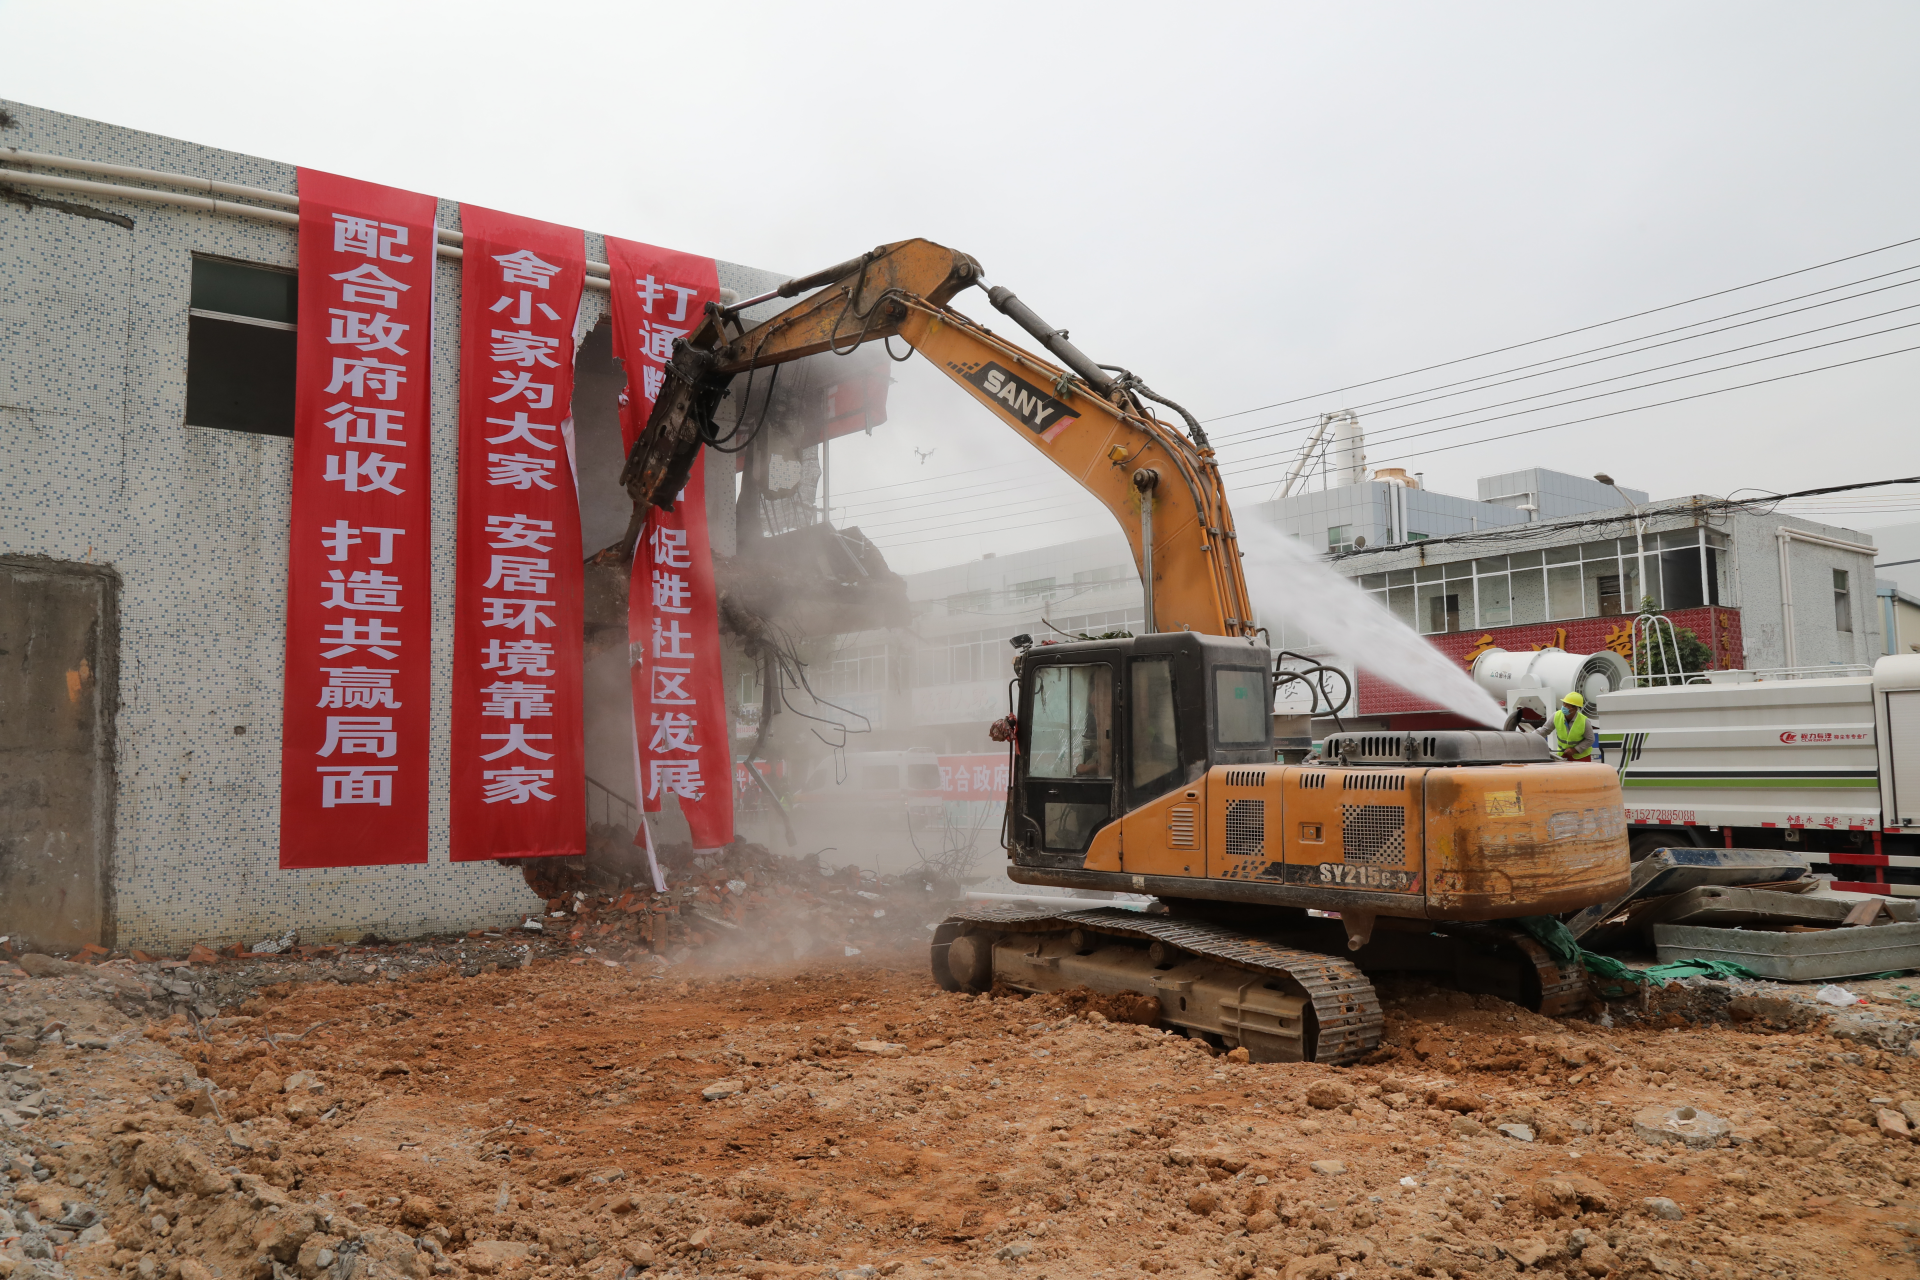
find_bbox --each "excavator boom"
[622,238,1256,638]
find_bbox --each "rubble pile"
[4,954,1920,1278]
[516,838,956,968]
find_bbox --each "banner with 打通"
[605,238,732,848]
[448,206,588,860]
[279,170,437,869]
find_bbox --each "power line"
[852,324,1920,542]
[1218,311,1920,472]
[1196,232,1920,426]
[1348,342,1920,473]
[1205,265,1920,450]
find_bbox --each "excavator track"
[1474,926,1590,1018]
[933,906,1384,1066]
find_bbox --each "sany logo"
[1780,732,1797,743]
[954,361,1082,442]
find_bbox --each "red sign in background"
[937,754,1011,802]
[605,239,732,848]
[279,170,438,868]
[1358,606,1745,717]
[448,206,588,860]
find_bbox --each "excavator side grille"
[1168,806,1197,849]
[1224,799,1266,859]
[1342,773,1405,792]
[1222,769,1267,788]
[1299,772,1327,790]
[1340,804,1407,865]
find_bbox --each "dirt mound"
[6,950,1920,1279]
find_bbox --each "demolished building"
[0,99,905,953]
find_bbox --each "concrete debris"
[1497,1122,1535,1142]
[1643,1196,1686,1220]
[1632,1103,1731,1148]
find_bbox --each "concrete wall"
[1728,514,1881,670]
[0,556,119,951]
[1476,468,1646,520]
[0,99,781,950]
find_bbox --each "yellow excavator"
[625,240,1631,1064]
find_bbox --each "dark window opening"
[185,256,297,437]
[1429,592,1460,633]
[1660,548,1704,610]
[1835,569,1853,633]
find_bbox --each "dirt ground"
[7,939,1920,1280]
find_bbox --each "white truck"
[1597,654,1920,895]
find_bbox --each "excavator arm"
[621,238,1256,638]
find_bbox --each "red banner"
[605,238,721,454]
[448,207,588,860]
[279,171,437,868]
[605,238,730,848]
[630,450,734,846]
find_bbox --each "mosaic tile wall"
[0,99,786,951]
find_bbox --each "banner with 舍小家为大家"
[448,205,588,860]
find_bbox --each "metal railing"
[586,775,639,833]
[1711,664,1875,683]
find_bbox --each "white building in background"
[1248,465,1646,556]
[808,534,1145,752]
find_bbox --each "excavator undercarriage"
[931,904,1587,1066]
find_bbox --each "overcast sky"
[6,1,1917,570]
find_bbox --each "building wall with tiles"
[0,99,774,950]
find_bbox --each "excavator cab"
[1007,632,1273,869]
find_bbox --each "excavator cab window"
[1027,663,1115,853]
[1213,666,1271,746]
[1129,655,1183,801]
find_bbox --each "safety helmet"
[1562,691,1586,708]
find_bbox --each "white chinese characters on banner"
[450,206,587,855]
[474,251,564,794]
[607,236,731,850]
[647,518,705,803]
[937,755,1012,802]
[280,171,436,869]
[311,213,421,808]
